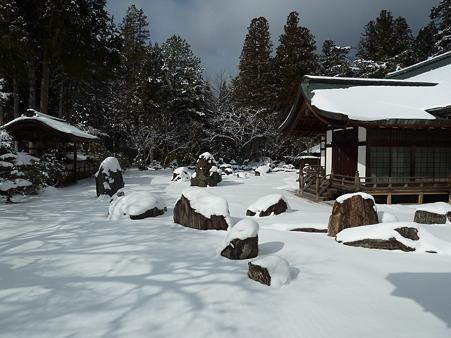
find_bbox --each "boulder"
[414,203,451,224]
[108,191,167,221]
[255,165,271,176]
[171,167,191,182]
[95,157,124,197]
[220,219,259,260]
[190,152,222,187]
[246,194,290,217]
[173,187,231,230]
[248,255,292,287]
[328,192,378,237]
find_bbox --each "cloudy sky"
[105,0,440,80]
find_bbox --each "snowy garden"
[1,156,451,337]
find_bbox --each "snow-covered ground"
[1,169,450,337]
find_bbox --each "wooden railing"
[299,167,451,203]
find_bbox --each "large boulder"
[248,255,292,287]
[191,152,222,187]
[108,190,167,220]
[414,202,451,224]
[173,187,231,230]
[246,194,290,217]
[328,192,378,237]
[220,219,259,260]
[95,157,124,197]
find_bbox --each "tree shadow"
[386,272,451,327]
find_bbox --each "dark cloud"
[106,0,440,79]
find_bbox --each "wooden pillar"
[354,170,360,192]
[299,168,305,194]
[315,168,320,200]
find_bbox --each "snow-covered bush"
[40,150,68,186]
[0,130,45,202]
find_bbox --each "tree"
[274,11,317,113]
[319,40,351,77]
[430,0,451,55]
[415,23,438,61]
[233,17,274,109]
[356,10,414,77]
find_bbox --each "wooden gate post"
[354,170,360,192]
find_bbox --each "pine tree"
[356,10,415,77]
[319,40,351,77]
[274,12,317,113]
[415,23,438,61]
[233,17,274,110]
[430,0,451,55]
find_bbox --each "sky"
[105,0,441,80]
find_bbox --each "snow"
[95,156,122,177]
[416,202,451,216]
[308,59,451,121]
[255,165,271,175]
[250,255,292,288]
[336,192,375,204]
[2,110,97,140]
[197,151,215,163]
[247,194,290,215]
[1,169,451,337]
[172,167,191,182]
[108,191,167,221]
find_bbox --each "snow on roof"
[308,56,451,122]
[2,110,97,140]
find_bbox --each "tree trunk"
[13,71,20,118]
[40,53,50,114]
[58,77,64,118]
[28,57,37,110]
[0,103,4,125]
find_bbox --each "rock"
[190,152,222,187]
[342,238,416,252]
[173,188,231,230]
[291,228,328,233]
[414,202,451,224]
[337,225,419,252]
[220,219,259,260]
[328,192,378,237]
[246,194,289,217]
[219,164,233,175]
[171,167,191,182]
[248,255,292,287]
[108,191,167,221]
[95,157,125,197]
[255,165,271,176]
[414,210,447,224]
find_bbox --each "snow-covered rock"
[246,194,290,217]
[191,152,222,187]
[171,167,191,182]
[414,202,451,224]
[173,187,231,230]
[108,191,167,220]
[95,157,124,197]
[255,165,271,176]
[248,255,292,287]
[220,218,259,260]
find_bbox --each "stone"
[246,194,289,217]
[328,193,378,237]
[414,210,447,224]
[173,189,230,230]
[291,228,328,233]
[338,226,419,252]
[171,167,191,182]
[220,219,259,260]
[248,255,292,287]
[95,157,124,197]
[108,191,167,221]
[255,165,271,176]
[190,152,222,187]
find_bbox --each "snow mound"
[416,202,451,216]
[336,222,451,254]
[182,187,231,221]
[377,210,398,223]
[255,165,271,175]
[250,255,292,287]
[108,191,167,221]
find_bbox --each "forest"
[0,0,450,167]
